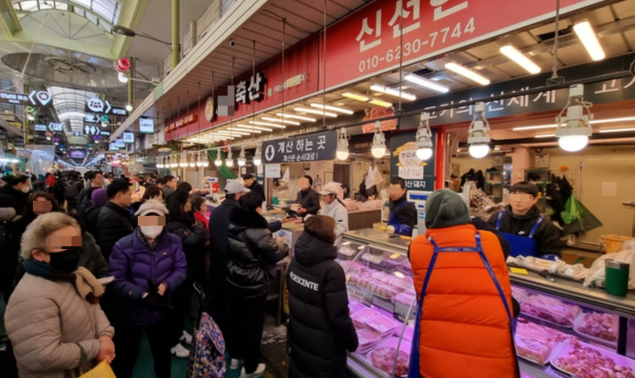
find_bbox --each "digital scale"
[407,190,433,237]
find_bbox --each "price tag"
[510,267,529,275]
[347,285,373,305]
[362,253,384,265]
[390,253,401,260]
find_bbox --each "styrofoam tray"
[367,314,399,336]
[550,340,635,377]
[367,337,412,378]
[349,300,367,316]
[520,296,582,329]
[514,336,564,366]
[351,308,381,327]
[573,312,619,347]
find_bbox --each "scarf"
[194,211,209,230]
[24,259,104,304]
[136,227,162,250]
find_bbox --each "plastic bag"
[584,240,635,289]
[561,192,585,224]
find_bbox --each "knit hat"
[425,189,471,229]
[135,199,169,216]
[91,188,108,207]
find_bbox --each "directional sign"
[34,124,47,131]
[84,125,99,136]
[30,90,52,107]
[85,98,128,116]
[73,131,81,137]
[0,92,29,105]
[115,139,125,148]
[123,132,134,143]
[262,131,337,163]
[84,114,99,123]
[0,90,52,108]
[48,122,63,131]
[100,130,111,136]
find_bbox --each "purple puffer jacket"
[105,229,187,326]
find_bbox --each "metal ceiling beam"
[6,29,115,60]
[110,0,151,60]
[0,0,22,36]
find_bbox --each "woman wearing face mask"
[0,175,31,214]
[104,200,187,378]
[165,190,207,358]
[4,212,115,378]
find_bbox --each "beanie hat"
[91,188,108,207]
[135,199,169,216]
[425,189,471,229]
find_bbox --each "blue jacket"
[388,194,417,236]
[104,229,187,326]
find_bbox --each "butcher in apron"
[488,182,562,259]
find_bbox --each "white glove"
[386,225,395,234]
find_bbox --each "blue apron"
[408,233,516,378]
[496,211,544,258]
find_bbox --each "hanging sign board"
[13,136,24,147]
[139,117,154,134]
[115,139,125,148]
[262,130,337,164]
[49,122,63,132]
[0,91,52,107]
[34,124,47,131]
[0,129,7,141]
[123,132,134,143]
[265,164,281,178]
[85,98,128,116]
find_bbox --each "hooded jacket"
[226,207,289,298]
[319,200,349,239]
[96,201,134,260]
[409,190,517,378]
[104,230,187,326]
[76,195,93,216]
[488,205,562,257]
[166,215,207,284]
[287,232,358,378]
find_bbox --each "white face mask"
[140,225,163,239]
[21,186,30,193]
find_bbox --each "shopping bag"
[561,192,584,224]
[78,360,116,378]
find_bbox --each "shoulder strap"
[75,343,90,375]
[495,211,504,230]
[528,217,544,238]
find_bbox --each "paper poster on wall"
[602,181,617,197]
[390,131,435,190]
[395,142,426,180]
[265,164,281,178]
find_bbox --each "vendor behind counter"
[295,175,320,217]
[488,181,562,258]
[386,177,417,237]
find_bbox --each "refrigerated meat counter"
[338,229,635,378]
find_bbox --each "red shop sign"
[325,0,606,89]
[168,114,197,131]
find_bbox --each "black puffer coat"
[287,232,358,378]
[166,215,207,284]
[96,201,133,260]
[226,207,289,298]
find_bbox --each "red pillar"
[434,127,446,190]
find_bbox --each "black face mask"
[48,246,82,272]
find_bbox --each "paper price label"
[510,267,529,275]
[362,253,384,265]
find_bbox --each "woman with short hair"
[4,212,115,378]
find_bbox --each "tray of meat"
[551,339,635,378]
[367,314,399,336]
[368,337,411,377]
[512,287,529,303]
[514,320,575,365]
[356,277,405,299]
[340,261,370,275]
[352,308,381,329]
[371,271,414,291]
[349,300,367,316]
[357,327,382,352]
[520,294,582,328]
[574,312,619,345]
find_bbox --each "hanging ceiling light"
[214,149,222,166]
[156,157,163,168]
[253,144,262,166]
[179,154,188,168]
[445,62,490,85]
[369,99,393,108]
[499,45,541,74]
[170,156,178,168]
[276,113,317,122]
[573,20,605,61]
[201,151,209,168]
[342,92,369,102]
[188,153,196,168]
[336,128,349,161]
[118,72,129,83]
[370,84,416,101]
[237,147,246,167]
[225,149,234,167]
[195,152,203,167]
[467,102,491,159]
[261,117,300,125]
[371,121,386,158]
[294,107,338,117]
[310,103,354,115]
[404,74,450,93]
[236,124,273,132]
[415,113,434,161]
[555,84,593,152]
[125,104,133,111]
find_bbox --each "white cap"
[225,180,250,194]
[319,183,338,196]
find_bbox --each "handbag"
[76,344,116,378]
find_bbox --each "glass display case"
[338,229,635,378]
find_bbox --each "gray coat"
[4,273,114,378]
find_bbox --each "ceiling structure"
[178,0,635,149]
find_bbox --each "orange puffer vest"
[409,224,517,378]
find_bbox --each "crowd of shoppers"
[1,169,519,378]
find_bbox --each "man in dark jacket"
[225,192,289,377]
[242,174,265,203]
[287,216,358,378]
[84,188,108,238]
[387,177,417,236]
[96,178,134,260]
[488,182,562,257]
[296,175,320,217]
[76,171,103,211]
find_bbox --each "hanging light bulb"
[156,157,163,168]
[253,144,262,166]
[179,154,188,168]
[170,156,178,168]
[556,84,593,152]
[188,153,196,168]
[467,102,491,159]
[336,128,349,160]
[237,147,246,167]
[371,121,386,158]
[214,149,222,166]
[225,149,234,167]
[415,113,434,161]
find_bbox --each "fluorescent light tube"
[404,74,450,93]
[249,121,286,128]
[294,107,338,117]
[236,124,273,132]
[444,62,490,85]
[599,128,635,133]
[370,85,416,101]
[574,20,605,61]
[369,99,393,108]
[500,45,541,74]
[276,113,317,122]
[262,117,300,125]
[342,93,369,102]
[310,103,354,115]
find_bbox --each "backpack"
[64,181,78,200]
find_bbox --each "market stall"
[336,228,635,378]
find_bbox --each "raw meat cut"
[366,315,399,335]
[514,320,575,364]
[340,261,369,275]
[357,327,381,348]
[576,312,618,342]
[356,278,404,299]
[553,340,635,378]
[351,308,380,328]
[512,287,529,302]
[371,271,414,291]
[370,347,409,377]
[520,294,582,327]
[349,301,367,316]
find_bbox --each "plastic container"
[367,314,399,336]
[351,308,381,328]
[573,312,618,346]
[601,234,634,254]
[550,340,635,377]
[605,259,630,297]
[367,337,412,378]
